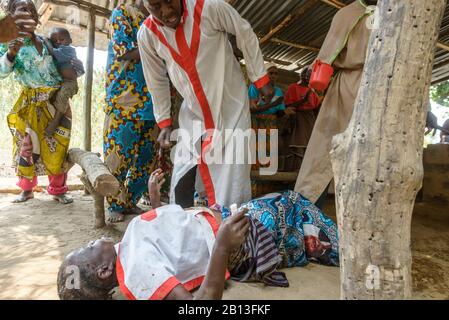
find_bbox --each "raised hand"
[148,169,166,208]
[7,38,24,61]
[215,209,250,254]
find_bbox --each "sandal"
[12,191,34,204]
[53,194,74,205]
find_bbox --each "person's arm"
[118,48,140,62]
[0,39,23,79]
[208,0,273,100]
[110,6,140,62]
[165,211,250,300]
[51,46,76,64]
[256,96,284,113]
[138,26,172,148]
[148,169,166,209]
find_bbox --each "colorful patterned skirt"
[223,190,340,268]
[7,87,71,179]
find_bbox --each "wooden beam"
[38,3,55,25]
[271,37,320,52]
[83,8,95,152]
[263,57,292,66]
[42,0,112,18]
[319,0,345,9]
[260,0,319,45]
[319,0,449,52]
[436,41,449,52]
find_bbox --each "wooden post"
[83,8,96,152]
[330,0,446,299]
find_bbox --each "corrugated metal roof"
[34,0,449,84]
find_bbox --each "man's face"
[144,0,183,29]
[74,237,116,268]
[268,67,279,84]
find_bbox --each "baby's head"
[49,28,72,47]
[57,238,118,300]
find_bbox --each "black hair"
[52,27,72,40]
[8,0,39,22]
[57,254,114,300]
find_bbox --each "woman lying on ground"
[57,169,339,300]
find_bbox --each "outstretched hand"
[148,169,166,209]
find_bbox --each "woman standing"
[104,0,166,223]
[0,0,72,204]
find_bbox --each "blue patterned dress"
[220,191,340,267]
[104,4,165,213]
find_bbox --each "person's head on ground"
[49,27,72,47]
[143,0,183,29]
[8,0,38,26]
[57,237,118,300]
[265,62,279,85]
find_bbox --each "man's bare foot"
[124,207,145,215]
[12,191,34,203]
[108,211,125,223]
[53,194,74,205]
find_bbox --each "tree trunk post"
[83,8,96,152]
[330,0,446,300]
[80,174,106,229]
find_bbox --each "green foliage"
[430,81,449,108]
[0,71,107,153]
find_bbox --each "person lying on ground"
[57,169,339,300]
[43,27,84,137]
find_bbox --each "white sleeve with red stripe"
[207,0,269,89]
[137,26,172,129]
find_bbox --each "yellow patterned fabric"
[7,87,71,179]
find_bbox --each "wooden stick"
[67,148,120,197]
[80,174,106,229]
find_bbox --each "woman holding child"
[0,0,74,204]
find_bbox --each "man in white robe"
[138,0,274,208]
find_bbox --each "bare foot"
[53,194,74,205]
[12,191,34,203]
[108,211,125,223]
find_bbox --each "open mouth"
[165,16,178,24]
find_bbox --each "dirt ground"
[0,189,448,300]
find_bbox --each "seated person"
[44,27,85,136]
[57,170,339,300]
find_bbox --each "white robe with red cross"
[138,0,269,207]
[115,205,227,300]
